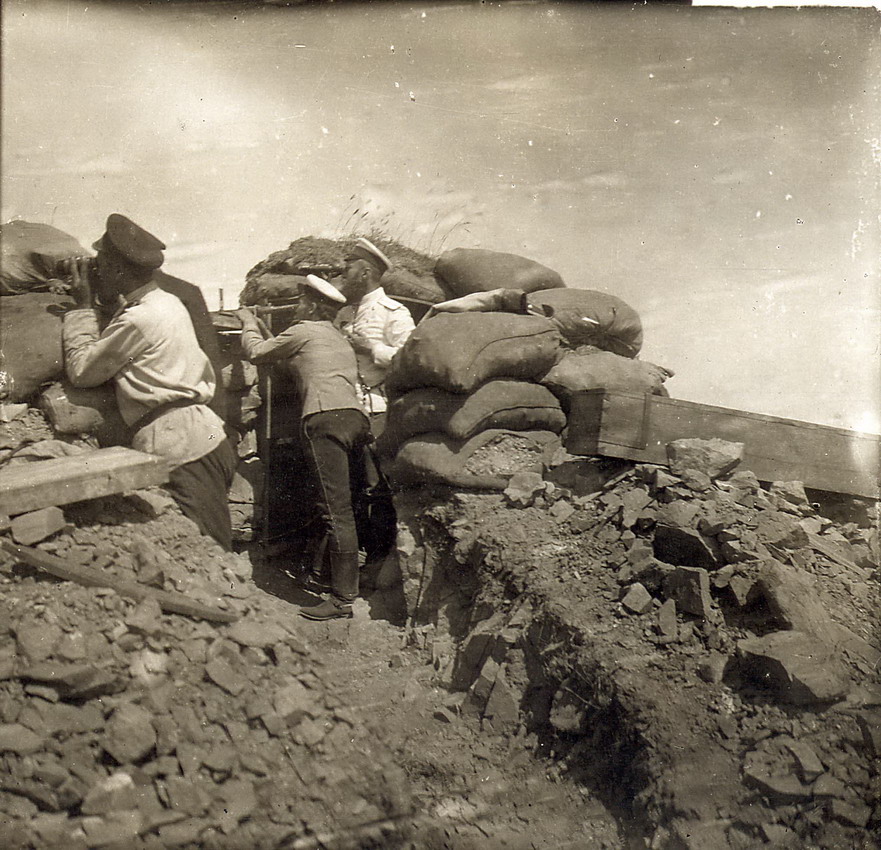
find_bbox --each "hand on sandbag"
[68,257,94,308]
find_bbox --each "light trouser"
[301,409,370,601]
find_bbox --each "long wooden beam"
[0,539,238,624]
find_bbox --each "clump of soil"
[240,234,445,307]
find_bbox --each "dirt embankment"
[376,444,881,849]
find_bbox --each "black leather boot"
[299,552,359,620]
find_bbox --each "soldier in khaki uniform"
[334,238,415,427]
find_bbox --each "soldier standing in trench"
[237,276,370,621]
[62,214,237,550]
[334,238,415,564]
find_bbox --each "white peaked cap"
[304,274,346,304]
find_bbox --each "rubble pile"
[0,479,411,847]
[383,439,881,848]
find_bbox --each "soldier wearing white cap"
[335,237,415,423]
[62,214,236,550]
[237,275,370,621]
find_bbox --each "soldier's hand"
[68,257,94,308]
[346,333,374,355]
[235,307,257,326]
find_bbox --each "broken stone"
[549,499,575,522]
[621,582,653,614]
[79,810,142,848]
[755,512,810,550]
[663,566,713,619]
[666,438,743,480]
[104,703,157,764]
[742,758,814,803]
[273,680,314,724]
[215,778,258,833]
[679,468,713,492]
[755,559,841,636]
[653,524,720,570]
[697,652,728,684]
[81,772,137,816]
[15,618,62,663]
[779,737,825,782]
[125,489,176,518]
[828,797,871,828]
[11,506,67,545]
[657,598,678,639]
[225,619,286,649]
[204,657,244,696]
[0,723,44,754]
[769,480,809,507]
[811,773,848,799]
[483,669,520,733]
[619,486,653,528]
[124,596,163,636]
[503,471,545,507]
[737,631,850,705]
[164,776,211,815]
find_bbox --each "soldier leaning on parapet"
[61,214,237,550]
[237,275,371,622]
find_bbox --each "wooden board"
[565,390,880,500]
[0,446,169,516]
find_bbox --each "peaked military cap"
[347,237,391,275]
[92,214,166,270]
[304,274,346,304]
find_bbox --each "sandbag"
[528,289,643,358]
[1,220,88,296]
[539,347,672,410]
[386,312,562,397]
[388,429,561,490]
[434,248,565,297]
[0,292,74,402]
[380,268,447,305]
[378,381,566,457]
[239,273,307,307]
[39,381,129,446]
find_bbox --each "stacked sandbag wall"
[381,312,569,489]
[380,287,673,489]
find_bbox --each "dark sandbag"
[378,381,566,457]
[0,220,89,296]
[0,292,74,401]
[389,429,561,490]
[386,312,562,397]
[380,268,446,305]
[529,289,643,358]
[539,347,672,410]
[40,381,129,446]
[239,273,306,307]
[434,248,566,298]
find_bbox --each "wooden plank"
[0,447,169,516]
[0,539,238,624]
[566,390,880,500]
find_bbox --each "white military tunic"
[335,287,415,414]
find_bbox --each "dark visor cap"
[92,213,166,270]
